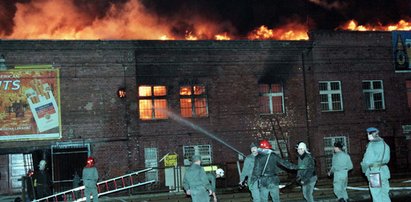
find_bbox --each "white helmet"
[215,168,224,177]
[39,160,46,170]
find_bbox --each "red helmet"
[86,156,95,167]
[259,140,272,149]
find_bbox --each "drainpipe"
[301,49,311,147]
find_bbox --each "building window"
[406,80,411,108]
[323,136,348,170]
[183,145,212,166]
[144,147,158,181]
[138,85,168,120]
[259,84,285,114]
[319,81,343,112]
[362,80,385,110]
[180,85,208,118]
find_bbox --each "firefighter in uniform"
[328,141,353,202]
[239,142,259,202]
[296,142,317,202]
[33,160,52,199]
[183,155,213,202]
[251,140,300,202]
[360,127,391,202]
[82,156,99,202]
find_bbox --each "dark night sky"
[0,0,410,39]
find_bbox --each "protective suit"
[251,140,299,202]
[329,142,353,202]
[239,143,260,202]
[183,155,212,202]
[360,127,391,202]
[82,157,99,202]
[296,142,317,202]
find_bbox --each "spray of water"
[165,110,246,157]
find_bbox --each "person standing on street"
[183,155,213,202]
[296,142,317,202]
[328,141,353,202]
[239,142,260,202]
[360,127,391,202]
[82,157,99,202]
[33,160,52,199]
[251,140,301,202]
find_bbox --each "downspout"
[301,49,311,147]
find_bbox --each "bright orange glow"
[138,86,152,97]
[338,20,411,31]
[1,0,410,41]
[247,24,309,40]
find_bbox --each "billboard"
[0,66,61,141]
[393,31,411,72]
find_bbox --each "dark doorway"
[51,144,89,193]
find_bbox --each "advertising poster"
[392,31,411,72]
[0,66,61,141]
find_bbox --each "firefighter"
[206,168,224,202]
[239,142,260,202]
[328,141,353,202]
[33,160,52,199]
[82,156,99,202]
[251,140,300,202]
[296,142,317,202]
[183,155,212,202]
[360,127,391,202]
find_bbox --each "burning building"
[0,0,411,197]
[0,30,411,195]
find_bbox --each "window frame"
[138,85,168,120]
[319,81,343,112]
[259,83,285,114]
[179,85,209,118]
[362,80,385,110]
[183,144,212,166]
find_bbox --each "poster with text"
[0,67,61,141]
[392,31,411,72]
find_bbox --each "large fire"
[0,0,410,41]
[338,20,411,31]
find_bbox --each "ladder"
[32,168,155,202]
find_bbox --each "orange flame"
[247,24,309,40]
[338,20,411,31]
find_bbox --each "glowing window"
[259,84,285,114]
[138,85,168,120]
[180,85,208,118]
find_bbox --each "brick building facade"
[0,31,410,194]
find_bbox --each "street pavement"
[1,176,410,201]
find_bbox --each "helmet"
[215,168,225,177]
[366,127,379,135]
[39,160,46,170]
[297,142,307,150]
[86,156,95,167]
[259,140,272,149]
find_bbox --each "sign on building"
[0,65,61,141]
